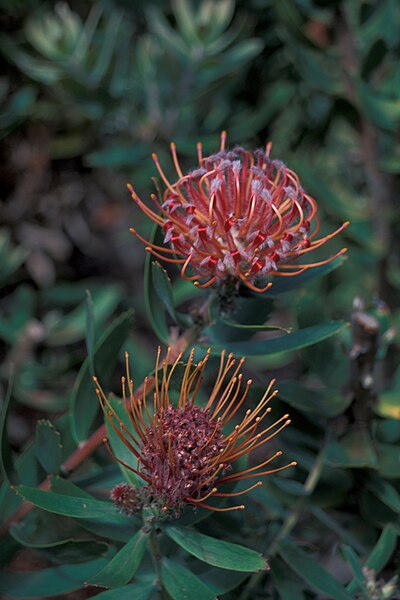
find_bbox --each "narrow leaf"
[220,317,291,334]
[347,526,398,594]
[161,558,216,600]
[210,321,347,356]
[0,368,17,484]
[35,420,63,474]
[87,529,148,588]
[341,545,367,590]
[310,507,367,554]
[94,581,156,599]
[105,395,141,486]
[366,476,400,513]
[152,261,178,322]
[70,309,134,443]
[85,289,95,376]
[144,224,169,342]
[269,556,305,600]
[0,559,108,598]
[278,381,351,418]
[202,569,249,595]
[366,525,397,571]
[14,486,118,519]
[277,539,352,600]
[267,256,346,296]
[90,10,123,85]
[165,526,267,572]
[327,428,378,468]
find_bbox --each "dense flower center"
[99,348,295,517]
[139,404,228,507]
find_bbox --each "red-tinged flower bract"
[129,132,349,293]
[95,348,295,519]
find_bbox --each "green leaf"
[366,525,397,571]
[161,558,216,600]
[50,475,93,498]
[0,559,108,598]
[10,510,108,562]
[79,516,139,543]
[374,390,400,419]
[10,510,77,548]
[376,442,400,478]
[0,369,17,484]
[341,545,368,595]
[50,476,141,541]
[152,261,178,322]
[14,486,118,519]
[269,556,305,600]
[105,395,141,486]
[8,509,108,562]
[87,529,148,588]
[165,526,267,572]
[202,569,249,595]
[0,285,35,344]
[267,256,346,296]
[360,490,398,528]
[209,295,274,343]
[356,80,400,131]
[278,381,351,418]
[34,420,63,474]
[144,224,170,343]
[85,143,149,168]
[70,309,134,443]
[277,539,353,600]
[90,10,123,85]
[45,285,121,346]
[0,229,27,287]
[220,317,291,334]
[94,581,156,599]
[86,289,95,377]
[347,526,398,594]
[358,0,399,49]
[366,476,400,513]
[326,428,378,468]
[310,507,367,554]
[209,321,347,357]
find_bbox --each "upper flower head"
[129,132,349,293]
[95,348,294,518]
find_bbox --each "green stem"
[148,527,168,599]
[238,427,331,600]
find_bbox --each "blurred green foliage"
[1,0,400,599]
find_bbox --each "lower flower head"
[95,348,295,517]
[129,132,349,293]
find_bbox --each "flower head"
[95,348,294,517]
[129,132,349,293]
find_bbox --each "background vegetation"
[0,1,399,598]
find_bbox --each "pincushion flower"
[128,132,349,293]
[95,348,295,517]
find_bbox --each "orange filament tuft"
[96,349,293,517]
[127,134,348,293]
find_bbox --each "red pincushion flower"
[95,348,295,516]
[129,132,349,293]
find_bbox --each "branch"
[349,297,379,425]
[336,7,395,305]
